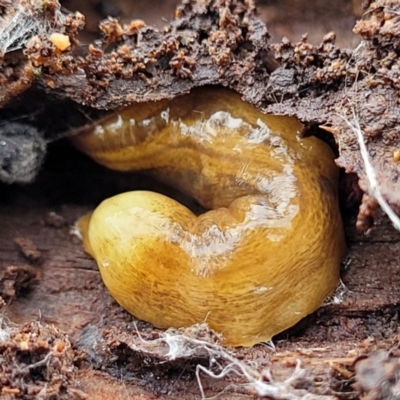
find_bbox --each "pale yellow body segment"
[72,87,346,347]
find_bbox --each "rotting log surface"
[1,0,400,226]
[1,0,400,398]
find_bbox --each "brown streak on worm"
[71,87,346,347]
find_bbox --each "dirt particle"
[45,211,67,228]
[0,265,39,303]
[0,321,82,399]
[14,237,41,262]
[49,32,71,51]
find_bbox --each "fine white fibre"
[340,110,400,232]
[128,323,332,400]
[196,353,307,400]
[0,315,14,342]
[69,223,83,241]
[0,2,49,56]
[323,279,348,306]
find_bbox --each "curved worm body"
[72,87,345,347]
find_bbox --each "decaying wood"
[1,0,400,227]
[1,0,400,399]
